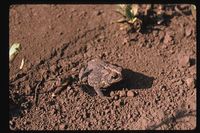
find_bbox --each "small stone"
[160,85,167,91]
[179,55,190,67]
[189,66,196,76]
[111,110,115,115]
[59,32,64,36]
[161,44,167,49]
[110,91,115,97]
[146,43,152,48]
[24,85,31,95]
[66,86,71,91]
[186,77,195,88]
[127,113,131,119]
[51,108,57,115]
[153,30,158,36]
[127,91,135,97]
[9,120,15,128]
[94,10,103,16]
[122,37,129,45]
[21,101,30,109]
[114,95,119,100]
[51,93,56,98]
[176,79,183,85]
[114,99,122,107]
[23,121,31,125]
[185,27,192,37]
[59,124,67,130]
[119,90,126,97]
[164,33,172,44]
[50,64,58,72]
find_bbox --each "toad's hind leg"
[94,86,105,97]
[79,67,92,82]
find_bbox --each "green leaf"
[9,43,21,62]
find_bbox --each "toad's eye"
[111,72,118,79]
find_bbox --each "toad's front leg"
[94,85,105,97]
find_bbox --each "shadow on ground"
[80,69,154,97]
[146,109,196,130]
[104,69,154,96]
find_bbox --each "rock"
[159,31,165,42]
[122,38,129,45]
[189,65,196,76]
[127,113,131,119]
[114,95,119,100]
[66,86,71,91]
[50,108,57,115]
[24,85,31,95]
[114,99,123,107]
[59,124,67,130]
[110,91,115,97]
[146,43,152,48]
[111,110,115,115]
[9,120,15,128]
[179,55,190,67]
[94,10,103,16]
[119,90,126,97]
[23,121,31,125]
[176,79,183,86]
[50,64,58,73]
[163,33,172,44]
[186,77,195,88]
[160,85,167,91]
[127,91,135,97]
[185,27,192,37]
[21,101,31,109]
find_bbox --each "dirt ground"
[9,4,196,130]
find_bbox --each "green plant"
[191,4,196,20]
[115,4,142,32]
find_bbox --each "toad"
[79,58,123,96]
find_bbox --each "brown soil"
[9,4,196,130]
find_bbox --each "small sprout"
[9,43,21,62]
[114,4,142,32]
[191,4,196,20]
[130,4,139,16]
[191,4,196,10]
[19,58,25,69]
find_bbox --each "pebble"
[114,95,119,100]
[160,85,167,91]
[186,77,195,88]
[146,43,152,48]
[119,90,126,97]
[9,120,15,127]
[114,99,122,107]
[66,86,71,91]
[50,64,57,72]
[127,91,135,97]
[185,27,192,37]
[127,113,131,119]
[110,91,115,97]
[94,10,103,16]
[111,110,115,115]
[122,38,129,45]
[179,55,190,67]
[176,79,183,86]
[164,33,172,44]
[24,121,31,125]
[59,124,67,130]
[24,85,31,95]
[51,108,57,115]
[189,66,196,75]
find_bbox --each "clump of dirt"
[9,4,196,130]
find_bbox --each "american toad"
[79,58,123,96]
